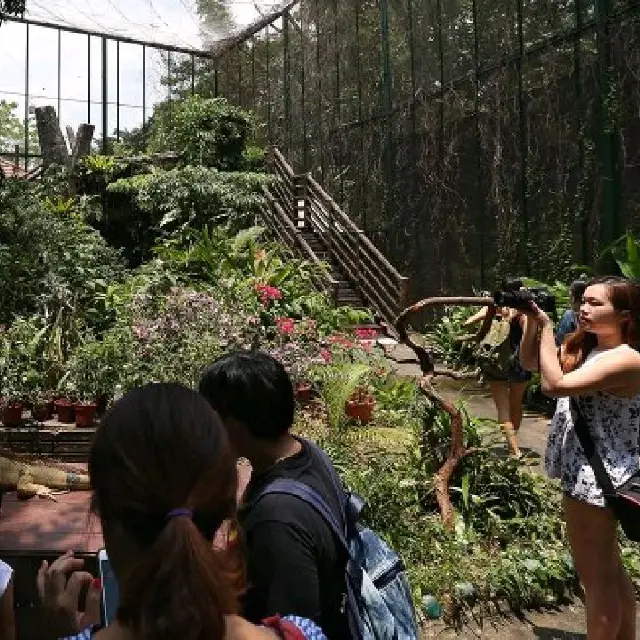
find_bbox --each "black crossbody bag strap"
[570,397,618,501]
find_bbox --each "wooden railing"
[266,147,410,324]
[261,164,340,303]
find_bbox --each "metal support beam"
[116,40,120,141]
[101,36,108,153]
[24,22,29,170]
[595,0,620,250]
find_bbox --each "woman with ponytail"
[519,276,640,640]
[37,383,327,640]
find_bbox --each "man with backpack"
[199,351,349,638]
[199,350,418,640]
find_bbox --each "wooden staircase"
[260,148,410,326]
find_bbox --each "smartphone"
[97,549,119,627]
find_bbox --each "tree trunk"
[391,296,489,528]
[35,106,70,169]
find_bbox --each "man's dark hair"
[198,350,295,440]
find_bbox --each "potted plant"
[54,378,77,424]
[345,385,375,425]
[1,378,24,428]
[0,362,28,427]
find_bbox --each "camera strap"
[570,397,618,501]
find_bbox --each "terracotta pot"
[295,383,313,404]
[345,397,375,424]
[74,402,98,428]
[2,403,23,427]
[32,400,54,422]
[55,399,76,424]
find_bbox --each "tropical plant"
[147,96,254,171]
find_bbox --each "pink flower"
[255,283,283,306]
[319,349,332,363]
[276,317,296,335]
[355,328,377,340]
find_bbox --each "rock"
[454,581,478,603]
[421,594,442,619]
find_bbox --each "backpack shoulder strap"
[570,397,617,499]
[252,478,349,551]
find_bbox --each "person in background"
[519,276,640,640]
[555,280,588,347]
[464,302,530,457]
[199,352,349,639]
[0,559,16,640]
[37,383,327,640]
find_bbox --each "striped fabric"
[62,617,327,640]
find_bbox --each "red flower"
[276,317,296,335]
[255,283,283,306]
[319,349,332,363]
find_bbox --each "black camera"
[493,277,556,314]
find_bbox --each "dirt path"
[385,342,640,638]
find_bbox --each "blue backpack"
[252,440,420,640]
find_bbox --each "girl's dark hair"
[88,383,244,640]
[562,276,640,372]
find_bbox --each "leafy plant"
[599,230,640,279]
[147,96,253,170]
[318,362,372,430]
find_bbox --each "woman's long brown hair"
[561,276,640,373]
[88,383,245,640]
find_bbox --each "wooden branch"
[393,296,491,528]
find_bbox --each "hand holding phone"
[97,549,119,627]
[36,551,102,638]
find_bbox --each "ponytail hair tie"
[166,508,193,520]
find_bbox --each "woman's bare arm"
[519,315,540,372]
[537,323,640,397]
[464,307,488,327]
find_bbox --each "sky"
[0,1,278,148]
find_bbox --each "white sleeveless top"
[545,344,640,506]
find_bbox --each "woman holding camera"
[519,276,640,640]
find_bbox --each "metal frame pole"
[142,44,147,123]
[57,29,61,122]
[24,22,29,169]
[595,0,620,250]
[472,0,485,287]
[116,40,120,141]
[283,11,291,153]
[314,0,324,179]
[300,8,308,170]
[516,0,529,275]
[191,53,196,95]
[88,34,91,124]
[101,36,108,152]
[379,0,393,223]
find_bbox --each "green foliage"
[148,96,253,170]
[312,398,640,616]
[318,363,372,431]
[0,180,126,326]
[0,99,39,155]
[599,230,640,280]
[426,306,477,369]
[106,165,269,260]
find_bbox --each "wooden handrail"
[262,187,340,302]
[266,147,410,325]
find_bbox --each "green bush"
[0,180,126,326]
[148,96,253,170]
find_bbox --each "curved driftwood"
[392,296,492,528]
